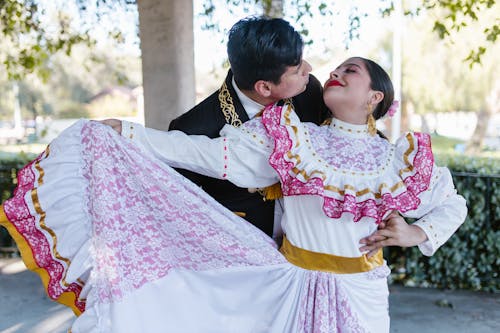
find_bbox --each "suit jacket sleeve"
[168,90,229,184]
[168,90,227,137]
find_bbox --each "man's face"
[268,60,312,100]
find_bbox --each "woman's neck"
[329,108,367,125]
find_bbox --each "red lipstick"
[327,80,344,87]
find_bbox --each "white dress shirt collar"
[232,77,265,119]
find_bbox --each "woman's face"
[323,57,374,123]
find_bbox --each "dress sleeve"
[121,120,279,188]
[388,132,467,256]
[401,164,467,256]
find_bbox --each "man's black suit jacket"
[169,70,329,237]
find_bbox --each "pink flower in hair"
[388,100,399,117]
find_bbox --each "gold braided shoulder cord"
[218,81,243,128]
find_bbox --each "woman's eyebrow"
[343,63,362,69]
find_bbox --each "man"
[169,16,329,237]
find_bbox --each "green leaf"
[433,21,450,39]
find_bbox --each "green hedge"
[1,153,499,291]
[1,155,33,201]
[387,154,500,292]
[0,154,34,251]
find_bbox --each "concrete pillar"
[137,0,195,130]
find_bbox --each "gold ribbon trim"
[0,149,84,316]
[279,236,383,274]
[218,81,243,128]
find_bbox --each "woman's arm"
[100,119,279,188]
[360,166,467,257]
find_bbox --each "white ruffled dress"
[0,102,466,333]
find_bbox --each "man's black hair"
[227,16,304,90]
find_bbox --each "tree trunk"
[466,79,500,154]
[263,0,284,17]
[420,113,430,134]
[466,108,490,154]
[137,0,195,130]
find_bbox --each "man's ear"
[254,80,272,98]
[370,91,384,105]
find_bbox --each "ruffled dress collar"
[261,102,435,224]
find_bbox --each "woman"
[0,57,466,332]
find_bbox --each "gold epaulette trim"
[261,182,283,200]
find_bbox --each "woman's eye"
[345,68,356,73]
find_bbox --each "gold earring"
[366,104,376,136]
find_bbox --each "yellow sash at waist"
[279,236,383,274]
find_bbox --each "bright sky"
[41,0,140,56]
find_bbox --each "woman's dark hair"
[227,16,303,90]
[357,57,394,120]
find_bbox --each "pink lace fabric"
[262,103,435,224]
[2,120,388,332]
[306,124,391,172]
[297,271,368,333]
[3,121,285,307]
[81,122,287,303]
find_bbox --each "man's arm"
[100,119,279,188]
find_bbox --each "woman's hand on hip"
[359,211,428,258]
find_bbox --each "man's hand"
[359,211,428,258]
[99,119,122,135]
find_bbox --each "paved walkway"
[1,258,499,333]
